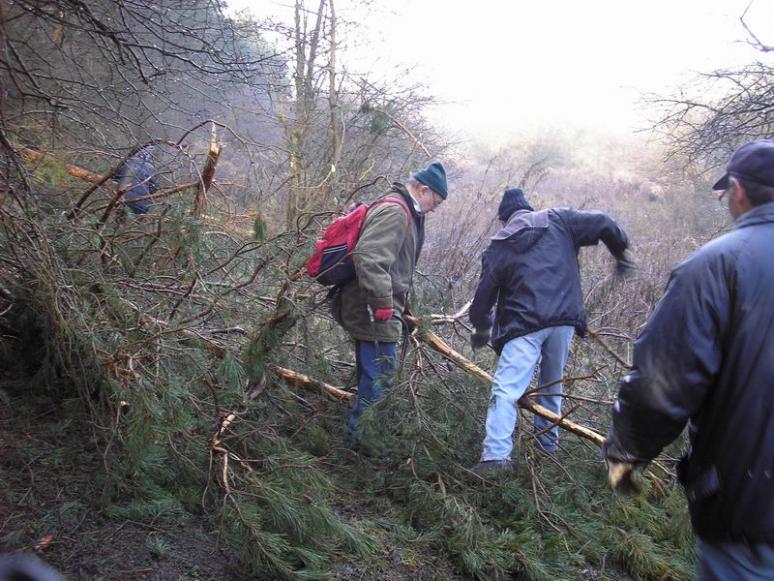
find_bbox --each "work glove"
[373,307,394,321]
[470,328,491,350]
[614,250,636,278]
[602,436,643,495]
[606,461,641,495]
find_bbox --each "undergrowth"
[0,154,697,580]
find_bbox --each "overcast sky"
[228,0,774,144]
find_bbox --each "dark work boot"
[471,459,515,476]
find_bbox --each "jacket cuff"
[603,428,649,466]
[470,316,494,332]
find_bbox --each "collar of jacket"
[734,201,774,229]
[492,208,549,240]
[390,182,423,220]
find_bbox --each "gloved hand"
[470,328,491,350]
[373,307,394,321]
[606,460,641,495]
[615,250,636,278]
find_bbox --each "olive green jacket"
[335,184,425,342]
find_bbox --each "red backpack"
[306,197,411,287]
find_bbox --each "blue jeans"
[697,538,774,580]
[347,340,398,444]
[481,325,574,461]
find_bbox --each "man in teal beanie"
[335,161,448,450]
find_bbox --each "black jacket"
[606,202,774,542]
[469,207,629,353]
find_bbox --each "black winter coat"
[606,202,774,542]
[469,207,629,353]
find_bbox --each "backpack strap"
[368,195,412,227]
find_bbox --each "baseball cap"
[713,139,774,190]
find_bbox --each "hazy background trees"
[1,0,446,231]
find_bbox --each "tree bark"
[194,125,221,218]
[325,0,342,208]
[20,147,105,184]
[269,364,353,400]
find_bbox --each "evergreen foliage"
[0,144,702,578]
[0,170,698,578]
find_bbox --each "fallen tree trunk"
[404,314,674,481]
[403,314,606,447]
[269,364,353,400]
[133,303,606,447]
[20,147,106,184]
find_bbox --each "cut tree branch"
[403,314,606,447]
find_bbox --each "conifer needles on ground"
[0,143,695,580]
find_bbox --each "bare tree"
[651,10,774,165]
[0,0,283,150]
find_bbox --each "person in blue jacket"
[0,553,63,581]
[115,146,157,214]
[469,188,633,474]
[605,140,774,579]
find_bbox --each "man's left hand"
[471,329,491,350]
[615,250,636,278]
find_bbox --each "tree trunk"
[325,0,342,208]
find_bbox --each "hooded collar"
[492,208,549,240]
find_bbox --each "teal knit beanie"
[412,161,448,199]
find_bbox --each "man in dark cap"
[115,146,157,215]
[605,140,774,579]
[337,161,448,448]
[470,188,632,474]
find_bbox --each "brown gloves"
[606,461,642,494]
